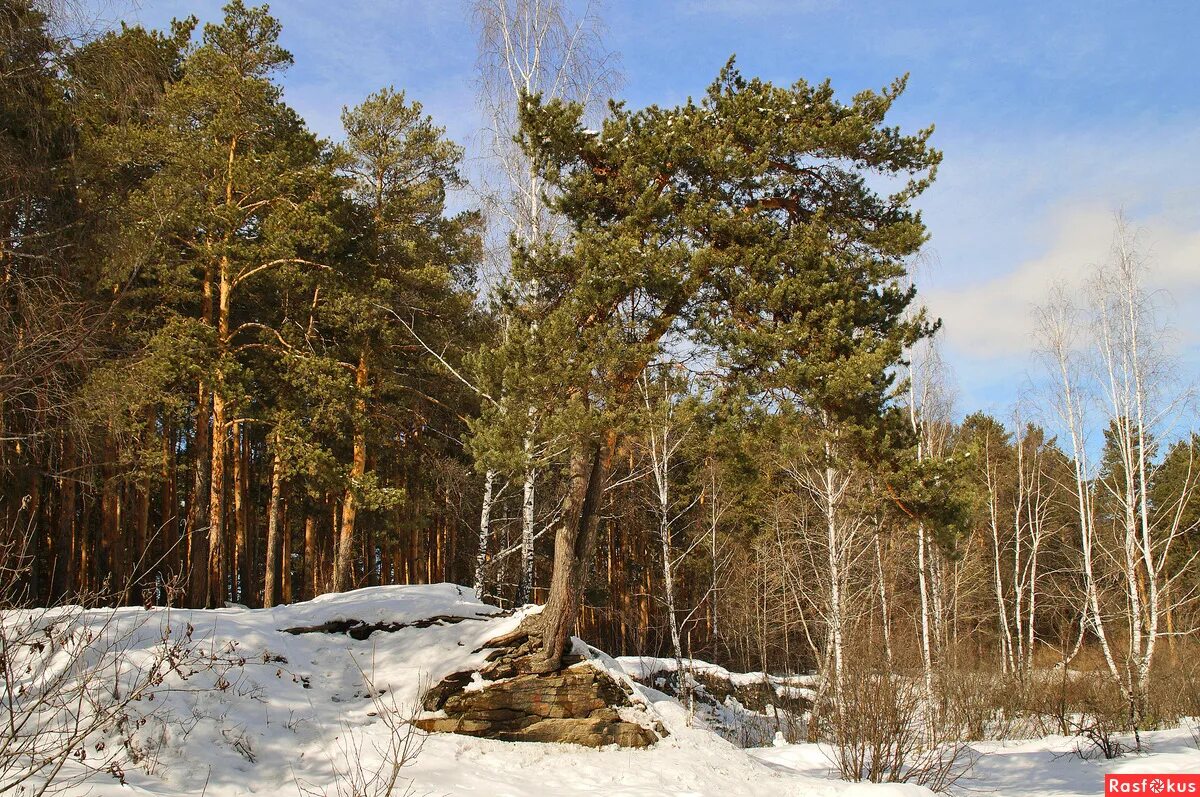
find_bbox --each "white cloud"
[925,204,1200,361]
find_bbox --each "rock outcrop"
[416,630,664,748]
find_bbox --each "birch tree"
[1089,219,1198,723]
[904,337,956,696]
[1037,215,1199,725]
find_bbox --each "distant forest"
[2,0,1197,728]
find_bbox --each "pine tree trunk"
[534,433,613,672]
[263,433,284,608]
[334,353,368,592]
[161,418,179,582]
[281,501,292,603]
[134,470,149,604]
[207,388,227,607]
[232,421,250,603]
[303,513,317,599]
[99,431,121,601]
[55,436,76,601]
[185,383,211,607]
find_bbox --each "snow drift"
[4,584,1197,797]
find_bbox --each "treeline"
[1,0,484,608]
[3,0,1198,727]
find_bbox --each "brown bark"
[303,513,317,599]
[161,418,179,578]
[206,250,234,607]
[184,385,210,606]
[99,431,122,601]
[232,421,250,603]
[26,458,43,599]
[55,436,77,600]
[134,408,153,602]
[206,387,227,607]
[186,256,214,607]
[532,432,616,671]
[206,135,238,607]
[333,352,369,592]
[329,498,340,591]
[281,501,292,604]
[263,432,284,608]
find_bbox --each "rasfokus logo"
[1107,775,1200,795]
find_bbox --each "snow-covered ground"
[754,728,1200,797]
[7,584,1197,797]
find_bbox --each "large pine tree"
[475,61,941,669]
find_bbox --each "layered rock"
[416,633,664,748]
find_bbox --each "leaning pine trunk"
[535,434,613,671]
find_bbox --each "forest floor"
[20,584,1199,797]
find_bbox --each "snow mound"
[17,584,1199,797]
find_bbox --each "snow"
[8,584,1197,797]
[752,727,1200,797]
[616,654,819,697]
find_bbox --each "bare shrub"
[821,662,973,793]
[0,523,205,795]
[1061,673,1130,760]
[1145,646,1200,730]
[938,670,1024,741]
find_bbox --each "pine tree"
[475,60,941,670]
[115,1,342,606]
[325,87,482,592]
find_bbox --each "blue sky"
[92,0,1200,420]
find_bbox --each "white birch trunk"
[474,468,497,600]
[517,453,536,604]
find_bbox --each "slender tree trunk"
[263,433,284,608]
[232,421,248,603]
[473,468,496,599]
[517,463,536,605]
[99,431,122,601]
[874,533,893,667]
[161,418,178,582]
[986,467,1014,674]
[333,352,368,592]
[823,460,844,695]
[281,502,293,603]
[207,386,227,607]
[186,316,212,605]
[206,259,233,607]
[55,436,77,601]
[917,521,935,699]
[303,513,317,599]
